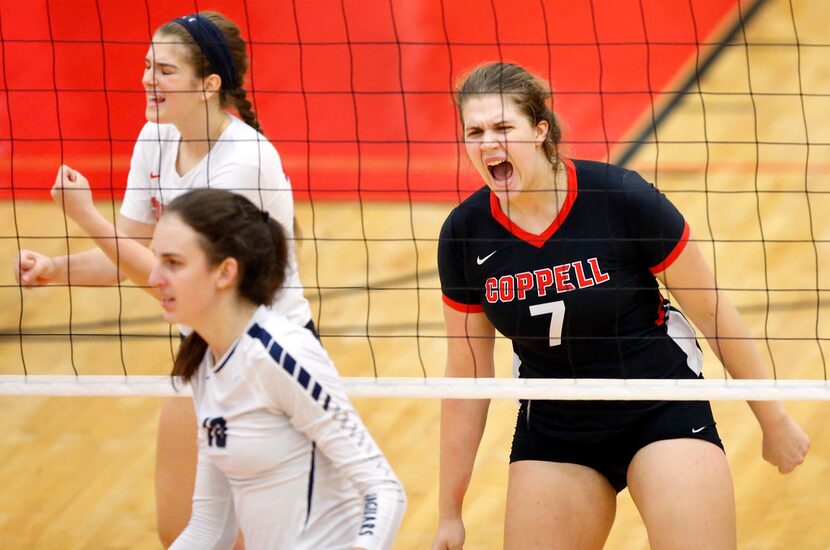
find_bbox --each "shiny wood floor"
[1,0,830,547]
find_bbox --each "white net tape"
[1,375,828,400]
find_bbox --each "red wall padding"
[0,0,737,201]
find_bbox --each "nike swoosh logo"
[476,250,497,265]
[150,173,160,179]
[692,426,706,433]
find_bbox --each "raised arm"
[657,236,809,473]
[432,305,496,550]
[35,165,159,294]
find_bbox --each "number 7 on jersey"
[529,301,565,347]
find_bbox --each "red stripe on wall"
[0,0,739,201]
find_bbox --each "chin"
[145,108,166,124]
[488,183,511,198]
[161,309,179,324]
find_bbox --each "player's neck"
[500,161,566,234]
[198,298,259,363]
[176,109,232,167]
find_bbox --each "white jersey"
[121,116,311,326]
[170,306,406,550]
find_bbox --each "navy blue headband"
[174,14,239,91]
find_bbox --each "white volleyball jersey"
[170,306,406,550]
[121,117,311,326]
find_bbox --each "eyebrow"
[153,250,185,261]
[145,57,178,69]
[465,118,508,130]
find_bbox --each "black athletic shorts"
[509,399,724,492]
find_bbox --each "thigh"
[627,438,736,550]
[155,396,198,547]
[504,460,616,550]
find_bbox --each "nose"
[148,262,164,289]
[142,66,155,89]
[480,130,501,151]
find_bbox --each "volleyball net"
[2,0,830,400]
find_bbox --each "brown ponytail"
[174,333,209,387]
[229,87,263,134]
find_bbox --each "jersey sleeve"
[620,169,690,274]
[120,124,158,224]
[250,328,406,549]
[169,443,238,550]
[437,211,482,313]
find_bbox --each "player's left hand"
[51,164,95,222]
[761,413,809,474]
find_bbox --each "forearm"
[698,291,764,376]
[437,397,490,520]
[72,210,157,295]
[352,485,407,550]
[662,239,808,471]
[170,451,237,550]
[699,290,787,428]
[46,248,121,286]
[436,308,496,520]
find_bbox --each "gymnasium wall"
[0,0,738,201]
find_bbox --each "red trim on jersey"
[442,294,484,313]
[649,222,690,274]
[655,293,666,326]
[489,158,578,249]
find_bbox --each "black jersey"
[438,159,704,439]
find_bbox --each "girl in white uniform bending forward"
[150,188,406,550]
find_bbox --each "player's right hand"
[51,164,95,223]
[761,412,810,474]
[15,250,58,287]
[431,519,465,550]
